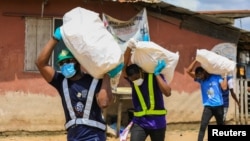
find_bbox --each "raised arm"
[96,74,113,109]
[154,60,171,97]
[186,60,198,79]
[36,27,62,82]
[155,75,171,97]
[122,46,132,78]
[35,38,59,82]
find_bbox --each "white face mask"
[133,78,144,86]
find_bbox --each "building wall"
[0,0,235,131]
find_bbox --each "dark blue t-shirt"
[49,72,105,125]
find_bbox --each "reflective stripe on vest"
[63,78,106,130]
[134,74,167,117]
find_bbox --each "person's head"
[57,49,80,78]
[195,66,209,80]
[126,64,144,86]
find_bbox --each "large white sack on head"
[130,40,179,83]
[60,7,123,78]
[196,49,236,75]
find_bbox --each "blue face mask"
[60,63,76,78]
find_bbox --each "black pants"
[130,123,166,141]
[198,105,224,141]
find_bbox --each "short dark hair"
[195,66,205,74]
[126,64,141,77]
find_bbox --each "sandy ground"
[0,123,206,141]
[1,92,240,141]
[0,130,202,141]
[0,92,207,141]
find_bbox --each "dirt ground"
[0,131,201,141]
[0,123,206,141]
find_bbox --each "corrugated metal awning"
[118,0,160,3]
[134,1,250,47]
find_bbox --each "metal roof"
[134,1,250,48]
[199,10,250,19]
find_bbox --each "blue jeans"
[130,123,166,141]
[198,105,224,141]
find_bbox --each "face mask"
[60,63,76,78]
[133,78,144,86]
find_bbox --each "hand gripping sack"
[60,7,123,78]
[196,49,236,75]
[130,40,179,83]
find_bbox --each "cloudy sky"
[163,0,250,31]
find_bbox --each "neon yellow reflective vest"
[133,74,167,117]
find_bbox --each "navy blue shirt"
[49,72,105,125]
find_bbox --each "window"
[24,17,52,72]
[24,17,67,72]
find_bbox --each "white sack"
[196,49,236,75]
[60,7,123,78]
[130,40,179,83]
